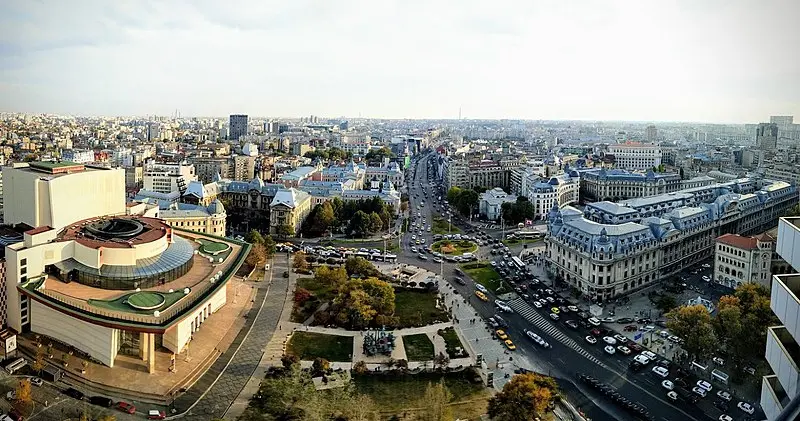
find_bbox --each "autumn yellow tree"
[13,379,34,417]
[487,373,559,421]
[666,304,717,360]
[417,379,453,421]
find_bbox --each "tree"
[400,201,409,213]
[417,379,453,421]
[368,211,384,234]
[32,352,45,374]
[13,379,34,417]
[446,187,463,204]
[245,243,267,268]
[315,265,349,287]
[785,204,800,217]
[487,373,559,421]
[713,284,778,370]
[263,235,276,256]
[345,257,377,277]
[97,416,116,421]
[655,294,678,313]
[352,360,368,375]
[332,277,395,328]
[365,146,395,162]
[277,224,294,240]
[666,304,717,360]
[433,352,450,371]
[293,251,310,271]
[679,167,685,179]
[294,287,312,305]
[347,210,372,237]
[281,354,300,370]
[245,229,265,245]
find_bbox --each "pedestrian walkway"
[168,255,288,421]
[507,298,607,369]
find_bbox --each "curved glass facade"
[52,236,196,290]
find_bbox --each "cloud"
[0,0,798,121]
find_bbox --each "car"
[667,391,678,401]
[714,400,731,411]
[604,345,616,355]
[504,340,516,350]
[692,386,708,397]
[5,391,15,400]
[613,334,627,343]
[590,328,602,336]
[89,396,114,408]
[661,380,674,390]
[713,356,725,365]
[616,346,631,355]
[432,257,442,263]
[475,291,488,301]
[147,410,167,420]
[546,296,555,303]
[64,388,84,400]
[616,317,634,323]
[702,275,711,282]
[587,317,601,326]
[696,380,713,392]
[490,261,498,267]
[668,335,681,343]
[495,329,508,340]
[475,283,488,293]
[565,320,579,329]
[549,313,560,321]
[602,336,617,345]
[29,377,43,387]
[418,253,428,260]
[454,277,466,286]
[651,366,669,378]
[623,324,638,332]
[718,416,732,421]
[717,390,732,401]
[524,330,551,348]
[601,317,615,323]
[567,305,579,312]
[628,342,643,352]
[532,301,543,308]
[737,402,755,414]
[585,336,597,344]
[487,318,499,328]
[116,401,136,414]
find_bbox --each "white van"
[5,357,26,375]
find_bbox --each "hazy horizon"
[2,0,798,123]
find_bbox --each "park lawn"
[432,240,478,255]
[394,288,450,328]
[402,334,435,361]
[431,217,461,235]
[291,277,337,323]
[285,331,354,362]
[438,327,466,359]
[353,371,489,419]
[460,262,508,293]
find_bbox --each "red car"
[590,328,602,337]
[116,401,136,414]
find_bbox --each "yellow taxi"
[495,329,508,340]
[504,340,516,350]
[475,291,489,301]
[551,307,560,314]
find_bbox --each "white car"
[661,380,674,390]
[696,380,713,392]
[651,366,669,378]
[702,275,711,282]
[30,377,43,387]
[737,402,755,415]
[633,354,651,365]
[616,346,631,355]
[602,336,617,345]
[475,284,488,294]
[716,390,732,401]
[5,391,15,400]
[532,301,543,309]
[604,345,616,355]
[719,415,733,421]
[491,261,498,267]
[432,257,443,263]
[549,313,560,321]
[587,317,601,326]
[692,386,707,397]
[667,391,678,401]
[585,336,597,344]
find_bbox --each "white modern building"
[61,149,95,164]
[143,162,197,195]
[609,143,662,170]
[763,217,800,419]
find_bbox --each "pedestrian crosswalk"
[508,298,607,368]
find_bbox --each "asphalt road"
[398,153,746,421]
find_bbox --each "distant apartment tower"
[608,143,662,170]
[770,116,794,129]
[229,114,248,141]
[645,125,657,143]
[143,162,197,194]
[757,123,779,150]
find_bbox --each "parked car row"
[578,374,653,421]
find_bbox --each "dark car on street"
[64,387,84,400]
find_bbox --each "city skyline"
[1,0,799,123]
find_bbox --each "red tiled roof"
[25,226,53,235]
[716,233,761,250]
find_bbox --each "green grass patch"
[196,238,230,253]
[402,334,435,361]
[291,277,336,323]
[431,217,461,235]
[89,290,187,314]
[393,288,449,328]
[431,240,477,255]
[437,327,467,359]
[286,331,354,362]
[353,371,489,418]
[460,262,508,293]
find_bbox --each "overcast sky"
[1,0,798,122]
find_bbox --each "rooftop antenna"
[459,106,462,120]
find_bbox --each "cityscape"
[2,1,800,421]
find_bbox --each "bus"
[511,256,525,270]
[514,231,545,240]
[4,357,26,375]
